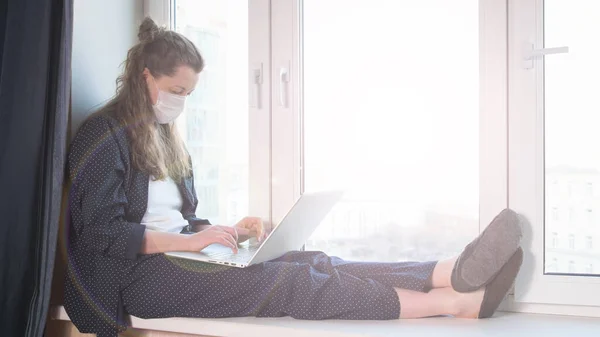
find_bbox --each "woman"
[64,18,523,337]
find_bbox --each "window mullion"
[249,0,273,229]
[270,0,302,226]
[479,0,509,232]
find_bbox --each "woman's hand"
[234,217,265,243]
[184,225,251,253]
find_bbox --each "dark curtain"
[0,0,72,336]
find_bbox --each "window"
[509,0,600,307]
[552,232,559,248]
[297,0,481,262]
[551,207,559,221]
[144,0,272,226]
[543,0,600,273]
[586,236,593,250]
[586,264,594,274]
[569,261,576,273]
[569,207,577,223]
[271,0,507,265]
[546,257,559,273]
[172,0,251,225]
[586,209,594,226]
[567,183,574,198]
[568,234,575,250]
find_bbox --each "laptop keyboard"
[206,246,259,263]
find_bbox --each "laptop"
[165,190,344,268]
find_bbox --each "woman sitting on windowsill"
[64,17,524,337]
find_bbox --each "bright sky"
[545,0,600,169]
[303,0,479,216]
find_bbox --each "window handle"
[250,63,263,109]
[279,65,290,108]
[523,43,569,69]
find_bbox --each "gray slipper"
[478,247,523,318]
[451,208,523,293]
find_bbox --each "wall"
[71,0,143,134]
[48,0,143,310]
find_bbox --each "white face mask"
[152,80,187,124]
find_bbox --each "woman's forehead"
[160,66,199,90]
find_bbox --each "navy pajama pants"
[121,251,437,320]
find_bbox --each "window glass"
[544,0,600,275]
[302,0,479,261]
[174,0,249,225]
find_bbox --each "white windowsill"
[50,305,600,337]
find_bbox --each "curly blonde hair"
[99,17,204,182]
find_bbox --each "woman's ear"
[143,68,158,105]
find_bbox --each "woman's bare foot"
[395,286,484,319]
[453,288,485,319]
[397,249,522,319]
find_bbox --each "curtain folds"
[0,0,73,336]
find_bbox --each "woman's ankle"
[430,257,457,288]
[452,288,485,319]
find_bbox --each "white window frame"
[146,0,273,228]
[144,0,172,28]
[270,0,509,240]
[507,0,600,312]
[270,0,304,225]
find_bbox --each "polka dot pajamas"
[121,251,437,321]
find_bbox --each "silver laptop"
[165,190,344,268]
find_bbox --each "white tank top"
[141,176,189,233]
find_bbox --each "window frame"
[143,0,172,28]
[270,0,509,245]
[270,0,304,225]
[508,0,600,310]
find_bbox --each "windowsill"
[50,305,600,337]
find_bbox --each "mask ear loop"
[150,74,161,106]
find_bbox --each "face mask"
[152,79,187,124]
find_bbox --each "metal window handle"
[523,43,569,69]
[279,67,290,108]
